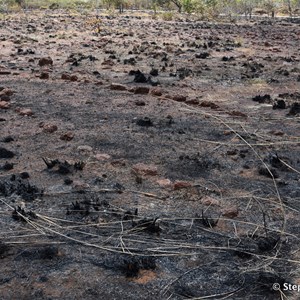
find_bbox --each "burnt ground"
[0,10,300,299]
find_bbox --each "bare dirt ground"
[0,10,300,299]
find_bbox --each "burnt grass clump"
[42,157,85,174]
[0,174,43,201]
[15,246,60,261]
[12,206,37,222]
[121,256,156,277]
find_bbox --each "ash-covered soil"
[0,10,300,299]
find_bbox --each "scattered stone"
[38,57,53,67]
[135,100,146,106]
[0,101,10,109]
[0,70,11,75]
[94,153,111,161]
[110,83,127,91]
[227,149,238,156]
[269,130,284,136]
[156,178,172,188]
[72,180,90,192]
[40,72,49,79]
[150,88,163,96]
[173,180,192,190]
[60,132,74,141]
[111,160,126,167]
[200,101,219,109]
[70,75,78,82]
[222,206,239,218]
[132,86,150,94]
[77,145,93,152]
[42,123,58,133]
[0,88,14,98]
[132,163,158,176]
[200,196,220,206]
[18,108,33,116]
[171,95,187,102]
[101,59,114,66]
[0,94,10,102]
[227,111,247,118]
[185,99,199,105]
[61,73,71,80]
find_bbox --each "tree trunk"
[287,0,293,17]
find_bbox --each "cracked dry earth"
[0,10,300,300]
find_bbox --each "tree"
[170,0,182,12]
[262,0,277,18]
[236,0,261,19]
[182,0,194,13]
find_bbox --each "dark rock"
[252,94,272,103]
[133,86,149,94]
[287,102,300,116]
[64,178,73,185]
[1,136,14,143]
[0,147,15,159]
[124,57,136,65]
[132,218,161,234]
[0,242,10,258]
[136,117,153,127]
[39,246,59,259]
[195,52,210,59]
[40,72,49,79]
[1,162,13,171]
[135,100,146,106]
[258,166,279,178]
[38,57,53,67]
[150,68,159,76]
[110,83,127,91]
[176,67,193,79]
[273,99,286,109]
[222,56,235,61]
[20,172,30,179]
[12,206,37,221]
[133,70,147,83]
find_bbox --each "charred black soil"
[0,10,300,300]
